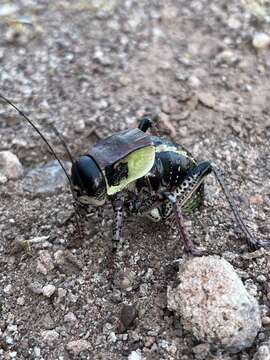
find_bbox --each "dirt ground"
[0,0,270,359]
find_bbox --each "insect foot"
[167,256,261,353]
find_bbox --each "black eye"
[71,155,106,201]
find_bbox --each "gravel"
[0,0,269,359]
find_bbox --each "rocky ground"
[0,0,270,359]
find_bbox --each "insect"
[0,94,266,260]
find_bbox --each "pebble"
[192,343,210,360]
[0,151,23,180]
[216,50,239,66]
[66,339,91,355]
[64,312,77,323]
[253,344,270,360]
[29,281,44,295]
[252,33,270,49]
[41,329,59,345]
[188,75,201,89]
[0,4,18,16]
[118,304,138,333]
[250,195,264,205]
[17,296,25,306]
[42,284,56,298]
[197,92,216,108]
[74,119,86,133]
[128,350,142,360]
[4,284,12,294]
[37,250,55,275]
[0,174,7,184]
[227,16,242,30]
[167,256,262,353]
[257,275,267,283]
[22,160,71,193]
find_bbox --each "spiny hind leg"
[162,192,203,255]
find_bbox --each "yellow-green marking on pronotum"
[105,146,155,195]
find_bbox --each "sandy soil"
[0,0,270,359]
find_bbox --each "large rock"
[0,151,23,181]
[167,256,261,353]
[22,160,71,193]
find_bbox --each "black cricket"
[0,95,265,256]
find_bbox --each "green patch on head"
[105,146,155,195]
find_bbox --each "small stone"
[121,277,131,289]
[9,351,17,358]
[253,344,270,360]
[64,312,77,323]
[119,75,131,86]
[197,92,216,108]
[252,33,270,49]
[22,160,71,193]
[168,256,262,353]
[33,347,41,357]
[145,336,156,348]
[37,250,54,275]
[108,332,117,343]
[0,151,23,180]
[262,317,270,326]
[29,281,43,295]
[0,4,18,16]
[41,330,59,345]
[118,304,138,333]
[250,195,264,205]
[228,16,242,30]
[17,296,25,306]
[0,174,7,184]
[188,75,201,89]
[74,119,86,133]
[5,336,13,345]
[192,343,210,359]
[57,287,67,300]
[4,284,12,293]
[257,275,267,283]
[216,50,239,66]
[42,284,56,298]
[128,350,142,360]
[66,340,91,355]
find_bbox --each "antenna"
[0,93,84,239]
[0,94,72,186]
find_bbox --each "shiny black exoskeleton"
[71,117,259,254]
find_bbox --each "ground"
[0,0,270,359]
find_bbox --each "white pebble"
[42,284,56,298]
[74,119,86,133]
[252,33,270,49]
[168,256,261,353]
[0,151,23,181]
[128,350,142,360]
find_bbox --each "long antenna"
[49,123,74,165]
[0,93,85,240]
[0,94,72,186]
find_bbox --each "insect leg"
[111,194,125,251]
[211,165,267,250]
[162,192,198,254]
